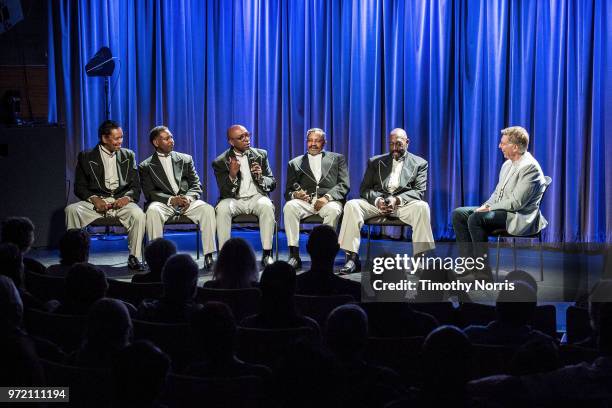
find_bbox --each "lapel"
[398,153,415,189]
[319,151,335,182]
[296,153,317,185]
[171,151,184,187]
[377,154,393,191]
[88,146,110,193]
[149,153,175,193]
[115,149,130,188]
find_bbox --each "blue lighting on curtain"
[48,0,610,243]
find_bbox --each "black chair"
[106,279,163,306]
[24,270,65,302]
[162,374,263,408]
[566,305,592,344]
[24,308,86,352]
[294,294,354,327]
[231,214,279,260]
[132,319,194,370]
[491,175,552,281]
[196,287,261,321]
[236,326,319,369]
[365,336,424,383]
[41,358,113,407]
[364,216,410,262]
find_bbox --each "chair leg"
[495,236,501,281]
[275,221,279,261]
[538,234,544,282]
[512,238,517,271]
[196,223,200,260]
[366,225,371,264]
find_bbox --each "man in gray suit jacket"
[283,128,350,269]
[212,124,277,267]
[139,126,216,270]
[452,126,548,279]
[65,120,146,270]
[338,128,435,274]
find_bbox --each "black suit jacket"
[212,148,276,200]
[139,151,202,206]
[360,152,428,206]
[74,145,140,201]
[284,151,350,202]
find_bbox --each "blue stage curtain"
[48,0,610,243]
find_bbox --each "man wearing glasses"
[337,128,435,274]
[212,124,277,267]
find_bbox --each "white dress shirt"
[387,157,404,193]
[99,145,119,191]
[307,153,323,182]
[235,150,259,198]
[157,152,180,195]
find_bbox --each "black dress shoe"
[286,246,302,270]
[203,253,214,271]
[127,255,145,271]
[261,250,274,268]
[338,253,361,275]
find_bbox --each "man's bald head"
[226,125,251,152]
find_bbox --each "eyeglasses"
[234,132,251,141]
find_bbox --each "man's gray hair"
[306,128,326,140]
[501,126,529,154]
[389,128,408,141]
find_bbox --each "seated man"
[283,128,349,269]
[1,217,46,275]
[65,120,145,270]
[212,125,277,267]
[139,126,216,269]
[452,126,547,280]
[338,128,435,274]
[131,238,176,283]
[47,229,91,277]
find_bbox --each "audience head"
[509,338,560,376]
[259,261,296,313]
[325,304,368,361]
[597,302,612,355]
[422,325,472,391]
[191,301,236,360]
[307,225,340,267]
[213,238,257,288]
[1,217,35,254]
[85,298,132,351]
[495,280,537,326]
[505,270,538,294]
[0,242,25,289]
[161,254,198,302]
[112,340,170,406]
[0,275,24,334]
[59,229,91,266]
[64,263,108,311]
[144,238,177,278]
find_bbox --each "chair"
[294,294,354,327]
[132,319,194,370]
[491,176,552,281]
[365,336,424,383]
[236,326,319,369]
[24,308,86,352]
[24,270,65,302]
[162,374,263,408]
[106,279,163,306]
[196,287,261,321]
[41,358,113,407]
[566,305,592,344]
[364,216,410,262]
[231,214,279,260]
[472,343,516,377]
